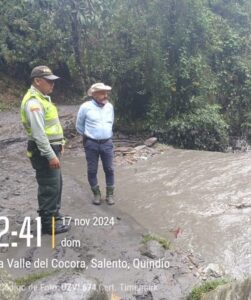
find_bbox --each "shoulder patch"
[30,105,41,112]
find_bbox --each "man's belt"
[27,140,62,151]
[86,137,111,144]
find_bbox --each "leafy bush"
[157,105,229,151]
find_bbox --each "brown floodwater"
[64,148,251,279]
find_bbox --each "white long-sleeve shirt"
[76,99,114,139]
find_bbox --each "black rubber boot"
[42,219,70,235]
[55,211,70,221]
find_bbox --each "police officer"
[76,83,115,205]
[21,66,70,234]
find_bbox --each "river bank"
[0,106,250,299]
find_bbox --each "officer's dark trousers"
[84,138,114,188]
[28,141,62,227]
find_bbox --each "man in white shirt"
[76,83,115,205]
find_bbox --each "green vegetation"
[162,105,229,151]
[1,0,251,150]
[15,270,58,287]
[187,279,229,300]
[142,233,170,250]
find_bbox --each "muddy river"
[64,148,251,279]
[117,149,251,279]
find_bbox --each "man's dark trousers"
[84,138,114,187]
[28,141,62,228]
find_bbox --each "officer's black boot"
[41,217,70,235]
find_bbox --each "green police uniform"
[21,86,64,230]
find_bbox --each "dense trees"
[1,0,251,151]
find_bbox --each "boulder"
[134,145,147,151]
[144,137,157,147]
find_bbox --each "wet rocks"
[144,137,157,147]
[201,263,225,278]
[201,277,251,300]
[114,137,170,165]
[0,270,20,300]
[140,240,165,259]
[20,272,109,300]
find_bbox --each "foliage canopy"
[1,0,251,151]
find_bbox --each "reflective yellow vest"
[21,88,64,143]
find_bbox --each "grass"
[142,233,171,250]
[187,279,229,300]
[15,270,58,287]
